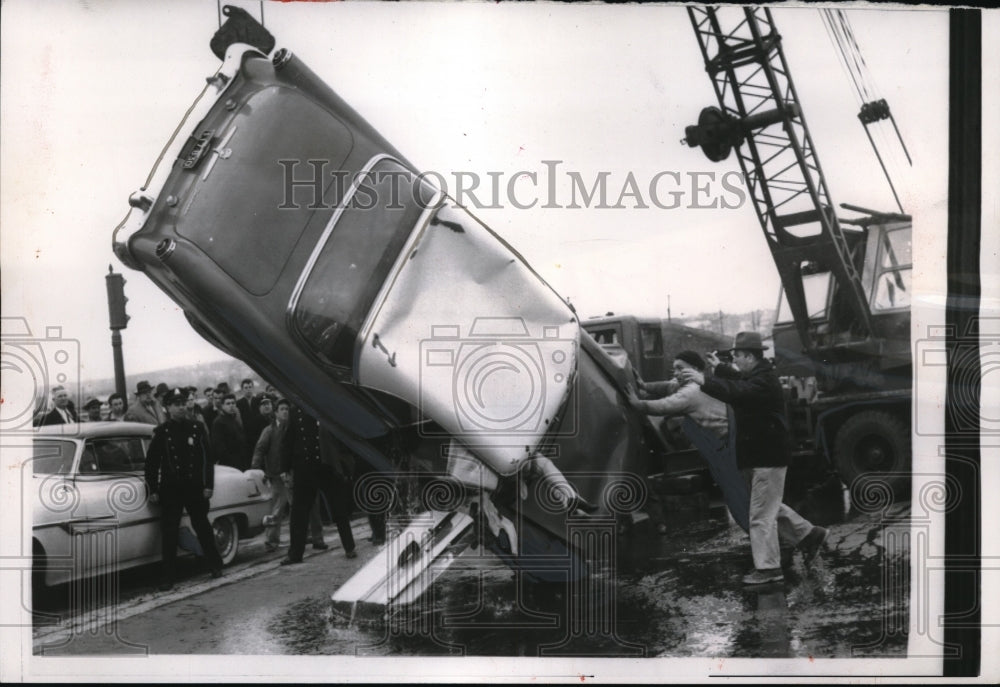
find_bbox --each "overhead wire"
[820,8,911,213]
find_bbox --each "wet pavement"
[33,497,910,659]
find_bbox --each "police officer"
[279,404,356,565]
[145,388,224,590]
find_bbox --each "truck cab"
[582,315,730,383]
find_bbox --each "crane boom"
[684,6,873,351]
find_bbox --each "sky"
[1,1,951,385]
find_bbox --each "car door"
[76,435,160,570]
[32,438,83,586]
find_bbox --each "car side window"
[86,438,145,473]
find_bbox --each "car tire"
[833,410,911,498]
[213,516,240,566]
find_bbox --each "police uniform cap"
[162,388,188,406]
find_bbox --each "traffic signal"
[106,266,130,329]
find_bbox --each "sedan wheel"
[213,516,240,566]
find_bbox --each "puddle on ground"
[264,509,909,658]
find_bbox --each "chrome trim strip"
[286,153,396,318]
[285,153,444,374]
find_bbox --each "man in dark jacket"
[685,332,827,586]
[279,404,356,565]
[211,393,249,470]
[145,388,224,590]
[252,398,327,551]
[39,386,78,425]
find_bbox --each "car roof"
[34,421,154,440]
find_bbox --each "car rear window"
[292,159,436,368]
[177,86,355,296]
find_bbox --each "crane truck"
[682,6,913,496]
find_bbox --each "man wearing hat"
[144,388,224,590]
[124,380,163,425]
[279,404,356,565]
[154,382,170,406]
[683,332,828,586]
[82,397,103,422]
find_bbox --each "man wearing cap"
[144,388,224,590]
[683,332,828,586]
[279,405,356,565]
[251,398,326,552]
[81,398,103,422]
[124,381,163,425]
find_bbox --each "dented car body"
[115,36,654,579]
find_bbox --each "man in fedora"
[682,331,828,586]
[81,397,103,422]
[124,380,163,425]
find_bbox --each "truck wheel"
[833,410,911,497]
[213,516,240,566]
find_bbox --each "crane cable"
[820,8,911,214]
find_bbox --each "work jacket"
[700,359,791,470]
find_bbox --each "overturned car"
[114,9,661,584]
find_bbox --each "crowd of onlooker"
[34,377,387,585]
[33,378,280,468]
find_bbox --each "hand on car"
[624,384,643,408]
[149,492,159,505]
[705,351,721,369]
[203,488,213,500]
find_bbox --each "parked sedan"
[31,422,271,592]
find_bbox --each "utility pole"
[667,294,672,323]
[105,265,130,399]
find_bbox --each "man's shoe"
[371,538,386,547]
[280,557,302,566]
[210,568,223,579]
[345,549,357,559]
[157,580,174,592]
[798,526,829,567]
[312,542,329,550]
[742,568,784,586]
